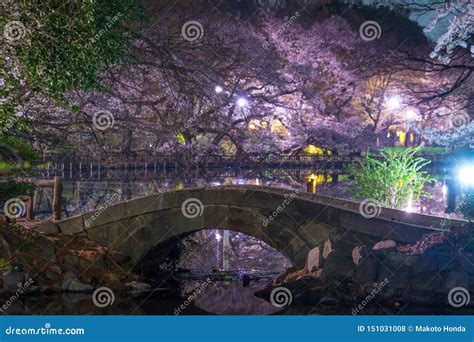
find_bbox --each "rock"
[321,252,354,280]
[61,272,76,290]
[352,246,365,265]
[110,252,129,265]
[37,221,59,235]
[2,272,25,291]
[0,236,12,260]
[79,256,103,270]
[125,281,151,292]
[373,240,397,251]
[319,296,340,307]
[444,271,470,290]
[306,246,322,272]
[62,272,93,293]
[63,255,79,272]
[412,252,437,274]
[67,280,93,292]
[323,240,332,259]
[50,265,62,275]
[45,265,62,281]
[411,271,443,292]
[41,244,56,262]
[355,258,378,285]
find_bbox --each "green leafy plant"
[0,180,35,202]
[13,238,35,251]
[0,258,12,273]
[347,147,435,209]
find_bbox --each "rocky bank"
[0,217,153,299]
[256,224,474,311]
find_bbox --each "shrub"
[0,258,11,272]
[347,147,434,209]
[0,180,36,202]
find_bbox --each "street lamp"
[236,97,248,107]
[386,95,402,110]
[405,108,417,120]
[214,85,223,93]
[457,164,474,187]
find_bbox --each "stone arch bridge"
[46,186,454,268]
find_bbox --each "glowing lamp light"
[442,184,448,196]
[404,198,414,213]
[405,108,417,120]
[236,97,248,107]
[457,165,474,187]
[214,85,223,93]
[387,95,402,110]
[215,233,222,241]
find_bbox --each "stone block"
[306,246,322,272]
[57,215,84,234]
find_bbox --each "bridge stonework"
[49,186,450,268]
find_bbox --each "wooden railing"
[4,176,63,221]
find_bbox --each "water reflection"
[179,278,281,315]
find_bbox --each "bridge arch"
[52,186,444,268]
